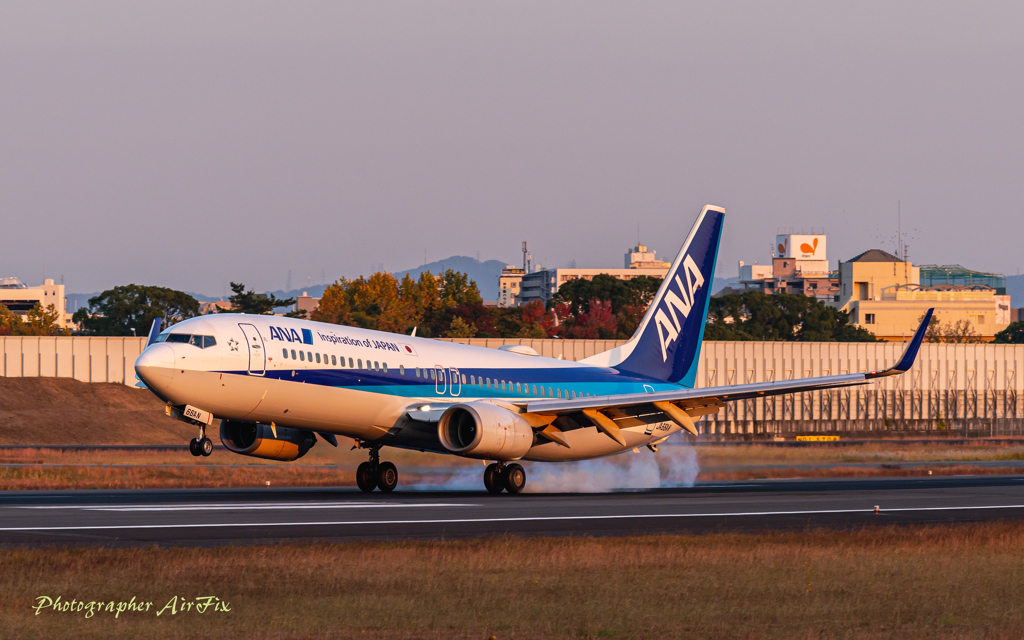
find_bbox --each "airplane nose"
[135,344,176,386]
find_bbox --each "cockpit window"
[160,333,216,348]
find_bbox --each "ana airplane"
[134,205,933,494]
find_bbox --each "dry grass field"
[5,522,1024,639]
[697,441,1024,465]
[3,444,1024,490]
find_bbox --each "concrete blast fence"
[3,336,1023,435]
[1,336,147,385]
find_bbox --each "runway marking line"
[16,502,474,512]
[3,503,1024,532]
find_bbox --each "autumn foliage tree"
[548,274,662,339]
[0,303,69,336]
[312,270,491,338]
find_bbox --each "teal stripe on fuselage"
[224,364,681,400]
[325,380,679,400]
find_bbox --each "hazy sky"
[2,1,1023,295]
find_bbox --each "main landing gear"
[356,446,398,493]
[483,462,526,495]
[189,424,213,457]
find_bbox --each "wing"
[519,309,933,443]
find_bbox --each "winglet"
[866,308,933,379]
[146,318,163,347]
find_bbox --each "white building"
[0,277,73,328]
[497,266,526,308]
[516,267,669,307]
[624,243,670,269]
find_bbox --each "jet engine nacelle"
[438,402,534,460]
[219,419,316,461]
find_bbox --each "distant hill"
[1007,274,1023,309]
[712,276,740,295]
[66,290,227,315]
[394,256,509,301]
[68,256,511,313]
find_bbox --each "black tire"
[483,463,504,494]
[200,437,213,457]
[189,438,200,457]
[504,463,526,494]
[356,462,376,493]
[376,462,398,493]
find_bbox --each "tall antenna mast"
[522,241,528,271]
[898,200,901,260]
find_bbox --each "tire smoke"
[523,441,699,493]
[400,437,700,493]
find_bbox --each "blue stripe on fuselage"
[215,365,678,400]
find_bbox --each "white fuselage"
[135,314,684,461]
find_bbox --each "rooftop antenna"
[522,241,528,271]
[898,200,902,260]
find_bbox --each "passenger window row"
[462,373,590,399]
[280,349,396,374]
[274,351,591,399]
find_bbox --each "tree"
[941,319,984,344]
[923,316,985,344]
[994,321,1024,344]
[0,303,69,336]
[221,282,297,315]
[23,303,70,336]
[704,292,878,342]
[564,299,619,339]
[548,274,664,338]
[445,316,477,338]
[438,269,483,307]
[309,270,485,338]
[73,285,199,336]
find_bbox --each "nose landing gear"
[189,424,213,457]
[483,462,526,494]
[355,445,399,493]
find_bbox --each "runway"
[3,475,1024,546]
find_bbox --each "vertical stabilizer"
[581,205,724,386]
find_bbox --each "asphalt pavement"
[3,475,1024,546]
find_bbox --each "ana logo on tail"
[653,254,705,361]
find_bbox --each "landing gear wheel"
[504,463,526,494]
[376,462,398,493]
[189,438,201,457]
[199,437,213,457]
[483,463,505,494]
[356,462,376,493]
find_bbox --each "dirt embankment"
[0,377,192,445]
